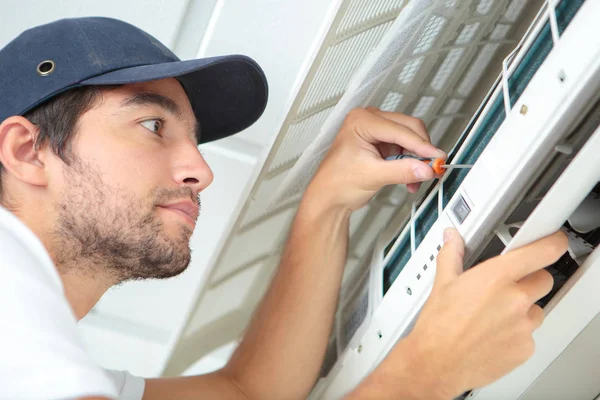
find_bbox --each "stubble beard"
[51,158,198,283]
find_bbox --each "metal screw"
[558,70,566,82]
[407,287,412,295]
[520,104,528,115]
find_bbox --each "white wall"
[0,0,189,49]
[197,0,339,148]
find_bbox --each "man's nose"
[172,142,214,196]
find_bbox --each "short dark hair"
[0,86,106,201]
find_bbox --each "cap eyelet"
[37,60,55,76]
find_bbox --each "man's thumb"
[434,228,465,289]
[377,158,435,187]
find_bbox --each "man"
[0,16,567,400]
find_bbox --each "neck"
[59,268,114,319]
[48,237,121,320]
[11,205,116,320]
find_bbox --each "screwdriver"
[385,154,473,175]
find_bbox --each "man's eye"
[141,119,163,134]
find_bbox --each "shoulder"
[0,205,62,288]
[0,205,123,399]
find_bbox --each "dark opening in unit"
[469,106,600,308]
[471,184,600,310]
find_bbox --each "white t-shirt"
[0,205,145,400]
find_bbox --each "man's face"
[46,78,213,281]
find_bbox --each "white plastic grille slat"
[430,48,465,91]
[380,91,404,111]
[412,95,436,118]
[397,57,424,85]
[354,206,395,255]
[455,22,481,45]
[336,0,405,38]
[341,290,369,348]
[429,98,465,144]
[413,15,447,54]
[457,43,500,96]
[187,263,261,332]
[490,23,511,40]
[444,98,464,113]
[429,117,453,144]
[275,156,325,206]
[300,21,393,116]
[477,0,496,15]
[350,205,372,236]
[219,209,296,282]
[240,173,296,228]
[269,107,334,172]
[503,0,527,22]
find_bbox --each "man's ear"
[0,116,48,187]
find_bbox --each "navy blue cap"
[0,17,268,143]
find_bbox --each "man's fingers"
[366,107,432,144]
[373,158,435,186]
[503,231,568,281]
[528,304,545,330]
[407,182,421,193]
[377,142,403,159]
[433,228,465,290]
[517,269,554,304]
[348,109,445,159]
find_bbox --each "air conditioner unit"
[162,1,600,399]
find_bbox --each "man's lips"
[158,201,199,225]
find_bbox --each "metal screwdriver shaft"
[442,164,473,169]
[385,154,473,175]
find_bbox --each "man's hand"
[142,108,446,400]
[352,229,568,399]
[307,107,446,213]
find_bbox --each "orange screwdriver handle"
[385,154,447,175]
[429,158,446,175]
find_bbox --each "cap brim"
[81,55,268,144]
